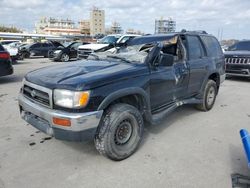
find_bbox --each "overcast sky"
[0,0,249,40]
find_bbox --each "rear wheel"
[22,52,30,59]
[195,80,217,111]
[60,53,70,62]
[94,103,144,161]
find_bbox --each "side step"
[150,98,202,125]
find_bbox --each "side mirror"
[158,53,174,67]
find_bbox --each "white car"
[78,34,140,59]
[2,42,21,61]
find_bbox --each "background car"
[78,34,140,59]
[18,41,63,59]
[0,43,13,77]
[49,42,89,62]
[224,40,250,77]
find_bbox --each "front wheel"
[94,103,144,161]
[195,80,217,111]
[60,53,70,62]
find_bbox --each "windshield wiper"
[107,55,131,63]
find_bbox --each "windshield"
[228,41,250,51]
[88,44,154,64]
[98,36,119,44]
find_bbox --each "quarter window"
[186,36,204,60]
[201,36,223,57]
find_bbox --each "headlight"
[54,89,90,108]
[54,50,62,54]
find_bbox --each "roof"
[127,33,177,45]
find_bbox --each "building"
[79,20,90,35]
[106,21,123,34]
[35,17,81,35]
[126,28,144,35]
[155,17,176,34]
[90,7,105,36]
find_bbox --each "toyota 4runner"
[18,31,225,160]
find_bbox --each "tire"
[60,53,70,62]
[195,80,217,111]
[22,52,30,59]
[94,103,144,161]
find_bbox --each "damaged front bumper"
[18,94,103,141]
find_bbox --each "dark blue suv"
[18,31,225,160]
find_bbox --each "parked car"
[18,31,225,160]
[78,34,140,59]
[0,44,13,77]
[2,42,22,61]
[0,40,21,45]
[49,42,89,62]
[18,41,63,59]
[224,40,250,77]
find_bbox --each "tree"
[0,25,22,33]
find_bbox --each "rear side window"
[200,36,223,57]
[0,44,4,51]
[42,43,50,47]
[31,43,41,48]
[186,35,204,60]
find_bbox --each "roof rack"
[180,29,208,34]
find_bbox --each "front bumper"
[226,69,250,77]
[48,52,61,61]
[18,94,103,141]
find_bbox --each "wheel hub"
[207,87,216,106]
[115,119,133,145]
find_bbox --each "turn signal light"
[53,117,71,127]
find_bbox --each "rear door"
[186,35,208,95]
[30,43,42,56]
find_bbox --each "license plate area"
[21,110,53,135]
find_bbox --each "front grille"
[23,85,50,107]
[225,57,250,64]
[78,49,92,57]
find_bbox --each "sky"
[0,0,250,40]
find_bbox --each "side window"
[42,43,50,47]
[0,44,4,51]
[186,36,204,60]
[119,36,131,43]
[31,43,41,48]
[201,36,223,57]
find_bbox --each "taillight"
[0,52,10,59]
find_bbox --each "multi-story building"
[79,20,90,35]
[106,21,123,34]
[90,7,105,36]
[126,28,144,35]
[35,17,81,35]
[155,17,176,34]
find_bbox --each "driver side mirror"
[156,52,174,67]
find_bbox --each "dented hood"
[25,60,148,90]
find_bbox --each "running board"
[149,98,202,125]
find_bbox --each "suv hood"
[78,43,109,51]
[25,60,149,90]
[224,50,250,57]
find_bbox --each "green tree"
[0,25,22,33]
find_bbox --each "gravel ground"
[0,58,250,188]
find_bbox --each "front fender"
[97,87,150,112]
